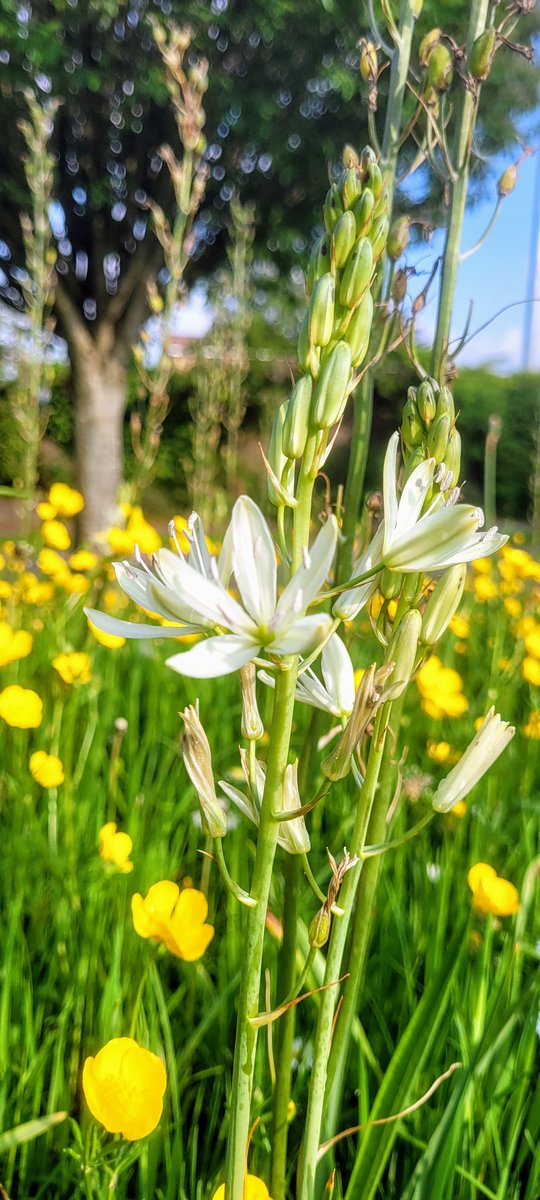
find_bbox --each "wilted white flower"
[432,707,515,813]
[86,497,337,679]
[219,750,310,855]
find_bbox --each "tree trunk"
[72,342,127,539]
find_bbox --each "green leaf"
[0,1111,68,1155]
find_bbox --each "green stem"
[431,0,491,382]
[270,852,301,1200]
[337,0,418,584]
[298,704,392,1200]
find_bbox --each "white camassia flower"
[379,432,508,573]
[260,632,356,720]
[432,707,515,813]
[85,496,337,678]
[219,751,310,854]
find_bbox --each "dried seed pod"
[469,29,497,81]
[387,215,410,261]
[419,28,442,66]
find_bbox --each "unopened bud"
[310,341,352,430]
[359,38,378,84]
[426,43,453,93]
[469,29,497,81]
[353,188,375,236]
[385,609,422,697]
[401,396,423,449]
[421,564,467,646]
[307,235,331,293]
[267,401,295,506]
[419,28,442,67]
[436,385,455,424]
[359,145,377,176]
[342,144,359,170]
[364,159,383,201]
[427,413,451,463]
[341,166,363,211]
[416,379,437,426]
[380,567,403,600]
[240,663,264,741]
[403,446,427,483]
[343,289,373,367]
[445,427,462,486]
[387,215,410,261]
[181,703,227,838]
[332,210,357,268]
[498,164,518,197]
[368,213,389,261]
[323,183,344,234]
[308,272,335,347]
[297,313,320,377]
[309,905,331,948]
[283,375,313,459]
[278,760,310,854]
[321,663,393,780]
[338,237,373,308]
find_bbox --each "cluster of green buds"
[419,29,453,108]
[267,146,389,505]
[400,377,461,487]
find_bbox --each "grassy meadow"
[0,494,539,1199]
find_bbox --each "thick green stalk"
[338,0,418,584]
[431,0,491,382]
[270,852,300,1200]
[298,706,391,1200]
[225,665,298,1199]
[322,694,405,1147]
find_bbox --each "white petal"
[382,432,400,555]
[393,457,435,542]
[151,555,256,634]
[186,513,213,578]
[321,633,355,716]
[296,671,339,715]
[218,519,234,587]
[273,516,338,628]
[113,562,176,621]
[232,496,277,624]
[84,608,198,639]
[271,614,333,656]
[166,634,257,678]
[332,525,384,620]
[383,505,481,572]
[219,780,259,827]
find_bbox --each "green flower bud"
[267,401,295,506]
[380,567,403,599]
[426,44,453,93]
[339,237,373,308]
[427,413,451,463]
[469,29,497,81]
[324,183,344,234]
[498,164,518,197]
[387,215,410,261]
[307,235,331,294]
[308,272,335,347]
[332,210,357,268]
[359,38,378,84]
[282,375,313,459]
[341,166,363,211]
[343,290,373,367]
[240,663,264,741]
[297,313,320,377]
[368,214,390,261]
[309,905,331,948]
[403,446,426,482]
[386,608,422,697]
[436,385,455,424]
[310,341,352,429]
[419,28,442,67]
[420,564,467,646]
[359,145,377,177]
[352,188,375,236]
[401,396,423,449]
[445,427,462,486]
[365,160,383,200]
[416,379,437,426]
[373,182,390,220]
[342,144,360,170]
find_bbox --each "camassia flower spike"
[86,497,337,679]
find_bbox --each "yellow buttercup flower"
[467,863,519,917]
[449,614,470,639]
[427,740,452,764]
[522,656,540,687]
[22,579,55,604]
[82,1037,166,1140]
[450,799,467,818]
[52,651,92,685]
[29,751,64,788]
[504,598,521,619]
[523,710,540,739]
[0,621,33,667]
[69,549,98,571]
[41,520,71,551]
[212,1177,272,1200]
[131,881,214,962]
[0,580,12,600]
[99,822,133,872]
[57,572,91,595]
[88,618,125,649]
[524,627,540,659]
[48,482,84,516]
[0,684,43,728]
[474,575,498,602]
[104,506,161,558]
[471,558,492,575]
[36,501,56,520]
[416,656,468,720]
[36,548,68,578]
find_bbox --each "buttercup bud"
[283,375,313,459]
[310,341,352,430]
[309,272,335,347]
[469,29,497,80]
[387,215,410,261]
[181,703,227,838]
[385,609,422,697]
[240,663,264,741]
[421,563,467,645]
[339,237,373,308]
[332,210,357,268]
